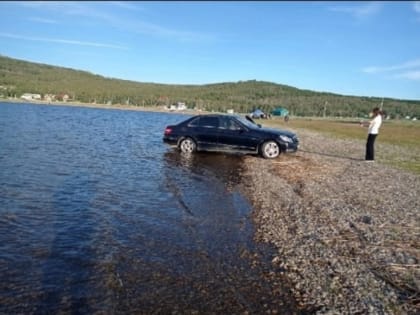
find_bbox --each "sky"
[0,1,420,101]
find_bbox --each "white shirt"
[368,115,382,135]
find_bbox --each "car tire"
[261,141,280,159]
[179,137,196,153]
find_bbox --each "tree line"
[0,55,419,119]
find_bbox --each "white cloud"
[0,32,128,50]
[122,19,216,43]
[76,5,215,43]
[362,59,420,74]
[363,59,420,81]
[414,2,420,13]
[414,2,420,22]
[27,17,58,24]
[328,2,382,19]
[108,1,144,11]
[395,71,420,80]
[7,1,70,9]
[9,1,214,43]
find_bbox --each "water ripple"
[0,102,298,314]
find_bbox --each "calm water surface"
[0,102,300,314]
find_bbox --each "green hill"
[0,55,419,118]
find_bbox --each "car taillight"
[164,127,172,135]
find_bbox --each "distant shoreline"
[0,98,200,115]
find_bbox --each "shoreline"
[0,98,200,115]
[2,97,418,313]
[240,130,419,314]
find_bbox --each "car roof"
[192,113,238,118]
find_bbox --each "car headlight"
[279,135,293,143]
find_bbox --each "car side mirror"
[257,124,262,128]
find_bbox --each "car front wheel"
[261,141,280,159]
[179,137,196,153]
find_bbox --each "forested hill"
[0,55,419,118]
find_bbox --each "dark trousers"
[365,134,377,160]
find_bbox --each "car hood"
[259,126,297,138]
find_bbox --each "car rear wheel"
[261,141,280,159]
[179,137,196,153]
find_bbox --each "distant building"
[176,102,187,110]
[21,93,41,101]
[56,93,70,102]
[44,94,56,102]
[169,102,187,111]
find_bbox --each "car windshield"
[235,115,260,129]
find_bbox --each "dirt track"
[241,128,419,314]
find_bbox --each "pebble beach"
[241,128,419,314]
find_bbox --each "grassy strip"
[263,117,420,147]
[262,117,420,174]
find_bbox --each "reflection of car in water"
[163,114,299,159]
[163,150,246,188]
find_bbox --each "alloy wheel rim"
[181,140,194,152]
[265,142,279,157]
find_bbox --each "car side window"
[228,120,241,130]
[188,117,200,127]
[219,116,241,130]
[198,116,219,128]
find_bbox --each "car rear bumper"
[163,137,178,146]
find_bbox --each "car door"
[217,116,259,152]
[194,116,220,150]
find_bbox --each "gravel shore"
[241,128,419,314]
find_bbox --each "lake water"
[0,102,300,314]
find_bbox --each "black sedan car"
[163,114,298,159]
